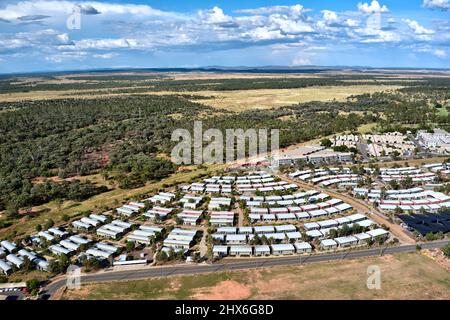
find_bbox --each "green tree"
[442,243,450,258]
[126,241,135,252]
[26,279,40,295]
[320,138,332,148]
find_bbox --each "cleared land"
[0,84,402,111]
[61,252,450,300]
[180,85,402,111]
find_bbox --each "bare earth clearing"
[61,252,450,300]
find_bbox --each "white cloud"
[93,53,114,59]
[411,46,448,59]
[0,0,447,68]
[423,0,450,10]
[269,15,314,34]
[292,52,313,65]
[0,1,178,20]
[271,42,305,50]
[243,27,284,41]
[236,4,304,16]
[360,31,400,43]
[434,49,447,58]
[322,10,338,22]
[198,6,231,24]
[70,38,131,50]
[403,19,434,34]
[357,1,389,14]
[345,19,359,27]
[45,51,87,63]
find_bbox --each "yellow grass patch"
[181,85,403,111]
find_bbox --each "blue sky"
[0,0,449,73]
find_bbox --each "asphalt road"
[44,239,449,298]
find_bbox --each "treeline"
[0,95,208,210]
[3,180,108,216]
[0,75,425,95]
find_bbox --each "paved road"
[357,142,369,161]
[44,239,449,298]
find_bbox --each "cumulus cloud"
[0,0,447,69]
[403,19,434,34]
[0,28,71,53]
[357,1,389,14]
[198,6,232,24]
[236,4,304,16]
[0,1,175,20]
[423,0,450,10]
[345,19,359,27]
[78,4,101,15]
[322,10,338,22]
[434,49,447,58]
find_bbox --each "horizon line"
[2,65,450,77]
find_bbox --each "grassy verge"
[61,252,450,300]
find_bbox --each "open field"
[61,252,450,300]
[180,85,402,111]
[0,84,402,111]
[371,156,450,168]
[357,122,378,134]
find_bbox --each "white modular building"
[69,235,91,245]
[254,245,271,256]
[294,242,312,253]
[72,220,92,231]
[271,244,295,255]
[86,248,113,260]
[320,239,338,250]
[367,229,390,239]
[0,259,12,275]
[48,227,68,238]
[1,240,17,253]
[90,214,108,223]
[59,240,80,251]
[6,254,24,268]
[212,245,229,257]
[96,243,119,254]
[81,217,101,227]
[334,236,359,247]
[18,249,37,262]
[229,246,252,257]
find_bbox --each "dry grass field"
[61,252,450,300]
[0,77,402,112]
[184,85,402,111]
